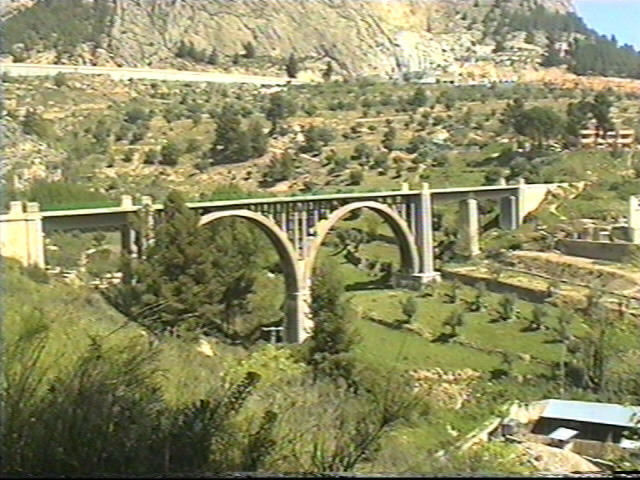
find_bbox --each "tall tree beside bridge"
[105,190,282,343]
[106,191,225,337]
[306,256,360,389]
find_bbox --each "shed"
[548,427,579,450]
[532,399,640,444]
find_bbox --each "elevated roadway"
[0,62,307,86]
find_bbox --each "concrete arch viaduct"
[1,181,577,343]
[198,201,422,342]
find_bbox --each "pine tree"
[493,36,507,53]
[498,294,518,322]
[322,61,333,82]
[470,282,488,312]
[408,86,428,108]
[247,119,268,158]
[512,106,563,148]
[106,191,226,337]
[565,99,592,138]
[106,190,280,343]
[306,256,359,388]
[265,92,297,132]
[400,295,418,324]
[591,90,615,135]
[528,304,546,331]
[212,104,245,164]
[524,29,535,44]
[443,310,464,337]
[186,41,198,60]
[176,40,189,59]
[160,141,182,166]
[541,43,564,67]
[229,128,252,163]
[285,53,299,79]
[381,125,397,151]
[207,48,220,65]
[243,41,256,59]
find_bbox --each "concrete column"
[137,195,155,256]
[516,177,527,225]
[0,201,45,267]
[120,225,135,255]
[458,197,480,258]
[120,195,133,208]
[412,183,439,286]
[312,206,320,233]
[582,225,595,241]
[408,202,416,234]
[292,207,300,257]
[300,207,308,256]
[499,195,518,231]
[285,287,312,343]
[279,205,287,233]
[629,196,640,244]
[25,202,45,268]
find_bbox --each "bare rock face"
[110,0,575,77]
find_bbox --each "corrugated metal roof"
[548,427,579,441]
[541,399,640,428]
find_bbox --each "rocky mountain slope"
[110,0,573,77]
[4,0,577,79]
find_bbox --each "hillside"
[3,72,638,216]
[7,0,640,82]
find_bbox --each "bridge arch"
[303,201,420,285]
[198,209,304,342]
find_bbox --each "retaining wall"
[556,239,635,263]
[441,270,549,303]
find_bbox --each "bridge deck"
[26,184,560,220]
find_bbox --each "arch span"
[198,209,305,342]
[303,201,420,284]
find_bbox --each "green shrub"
[348,168,364,185]
[21,264,49,284]
[18,180,112,210]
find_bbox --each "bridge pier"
[120,225,136,256]
[412,182,440,286]
[630,196,640,244]
[0,201,45,268]
[133,196,156,258]
[457,197,480,258]
[499,195,519,231]
[286,286,313,343]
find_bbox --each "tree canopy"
[106,190,283,344]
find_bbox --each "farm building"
[531,399,640,445]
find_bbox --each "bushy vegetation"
[4,3,640,474]
[570,36,640,79]
[4,178,639,475]
[484,1,640,79]
[1,0,113,59]
[105,191,284,344]
[7,179,115,210]
[0,253,423,475]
